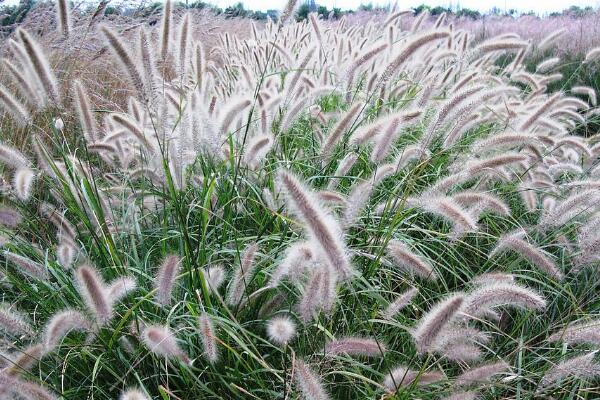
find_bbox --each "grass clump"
[0,1,599,399]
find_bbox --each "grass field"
[0,1,600,399]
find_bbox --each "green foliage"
[522,52,600,137]
[429,6,449,16]
[296,3,310,21]
[564,5,596,17]
[224,2,247,18]
[317,5,328,16]
[295,2,347,21]
[456,8,481,19]
[0,0,35,30]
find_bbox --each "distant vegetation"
[1,0,597,28]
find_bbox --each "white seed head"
[267,315,296,345]
[53,117,64,131]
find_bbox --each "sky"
[209,0,600,13]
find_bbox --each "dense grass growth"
[0,2,600,399]
[521,51,600,137]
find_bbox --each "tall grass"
[0,2,599,399]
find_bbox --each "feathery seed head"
[203,264,226,294]
[383,287,419,319]
[462,282,546,319]
[383,366,445,392]
[442,391,479,400]
[387,240,437,281]
[539,352,600,389]
[324,337,386,358]
[0,303,33,337]
[53,117,64,131]
[75,264,111,324]
[0,374,58,400]
[199,313,219,363]
[55,0,71,37]
[279,0,299,25]
[278,170,353,280]
[0,143,32,169]
[413,293,465,354]
[0,206,22,227]
[57,241,78,267]
[16,28,61,104]
[267,315,296,345]
[0,84,31,126]
[107,276,137,301]
[294,358,331,400]
[154,254,181,306]
[491,232,563,280]
[120,389,150,400]
[43,310,90,350]
[547,319,600,346]
[454,361,510,387]
[4,251,49,280]
[13,168,35,201]
[227,242,259,306]
[141,324,189,364]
